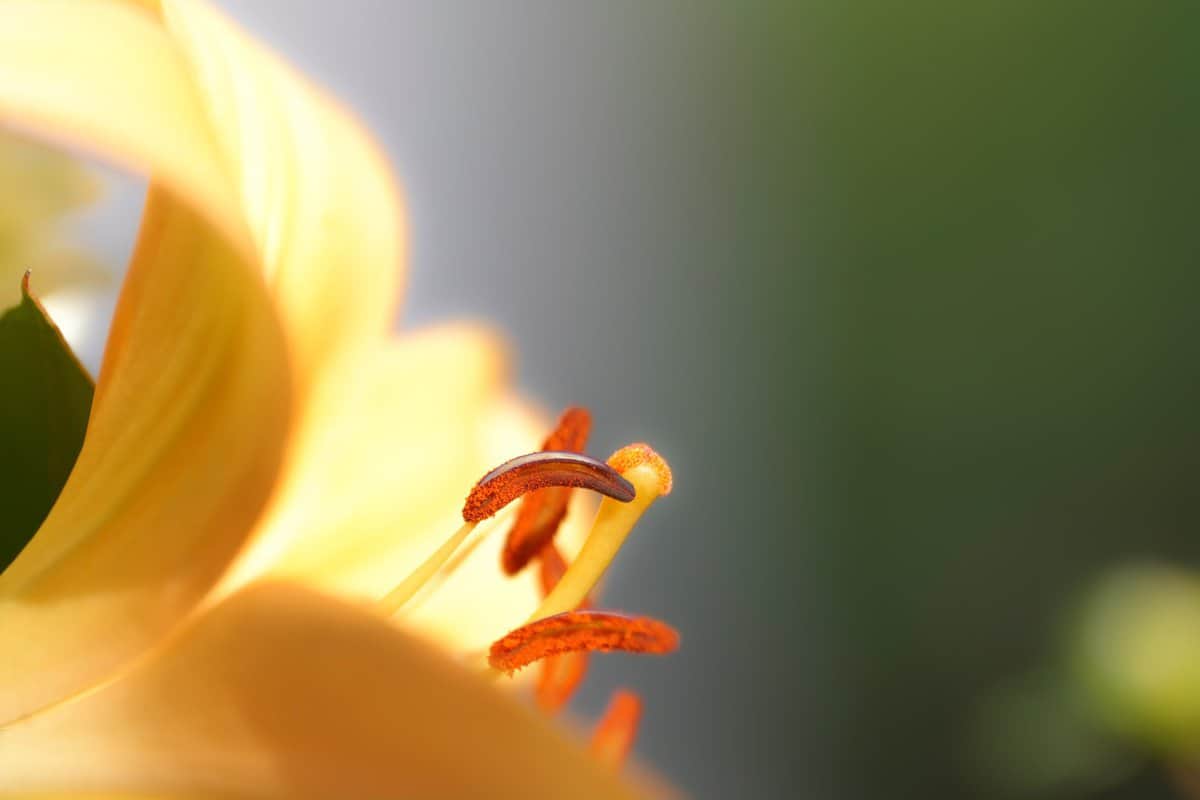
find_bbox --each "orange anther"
[535,543,591,712]
[488,611,679,675]
[538,543,570,599]
[542,406,591,452]
[536,651,590,714]
[502,408,592,574]
[463,451,633,522]
[590,690,643,769]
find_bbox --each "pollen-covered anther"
[536,543,591,712]
[537,650,589,714]
[488,611,679,675]
[463,451,634,523]
[502,407,592,575]
[591,690,643,769]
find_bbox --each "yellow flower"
[0,1,674,796]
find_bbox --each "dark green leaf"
[0,272,93,572]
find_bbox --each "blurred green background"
[45,1,1200,797]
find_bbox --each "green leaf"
[0,272,93,572]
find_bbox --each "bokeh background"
[37,1,1200,798]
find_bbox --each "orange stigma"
[591,690,643,769]
[501,407,592,575]
[488,611,679,675]
[463,451,633,522]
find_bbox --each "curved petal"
[0,583,638,800]
[0,189,291,723]
[154,0,404,376]
[0,0,402,720]
[223,327,594,653]
[226,324,511,588]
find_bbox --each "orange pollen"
[536,543,591,712]
[537,543,570,599]
[488,611,679,675]
[502,485,572,575]
[463,451,633,522]
[590,690,643,768]
[501,407,592,574]
[542,406,592,452]
[537,651,590,714]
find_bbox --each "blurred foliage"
[1073,567,1200,755]
[762,1,1200,797]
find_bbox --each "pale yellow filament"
[378,520,478,615]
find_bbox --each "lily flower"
[0,1,679,797]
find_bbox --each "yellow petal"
[0,190,291,723]
[0,1,404,370]
[154,0,404,376]
[227,324,510,589]
[224,327,592,653]
[0,582,638,800]
[0,0,402,720]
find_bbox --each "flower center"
[377,406,678,769]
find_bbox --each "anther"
[463,451,634,522]
[502,407,592,575]
[537,650,589,713]
[535,543,590,712]
[488,611,679,674]
[590,690,643,769]
[538,543,570,599]
[541,406,592,452]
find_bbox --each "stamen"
[536,543,590,712]
[542,406,592,452]
[377,520,477,615]
[488,611,679,674]
[590,690,643,769]
[502,486,573,575]
[536,650,589,713]
[538,543,570,598]
[463,451,634,522]
[525,443,673,622]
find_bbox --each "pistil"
[526,444,672,622]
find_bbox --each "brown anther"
[590,690,643,769]
[501,408,592,574]
[607,443,673,495]
[488,611,679,674]
[463,451,634,522]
